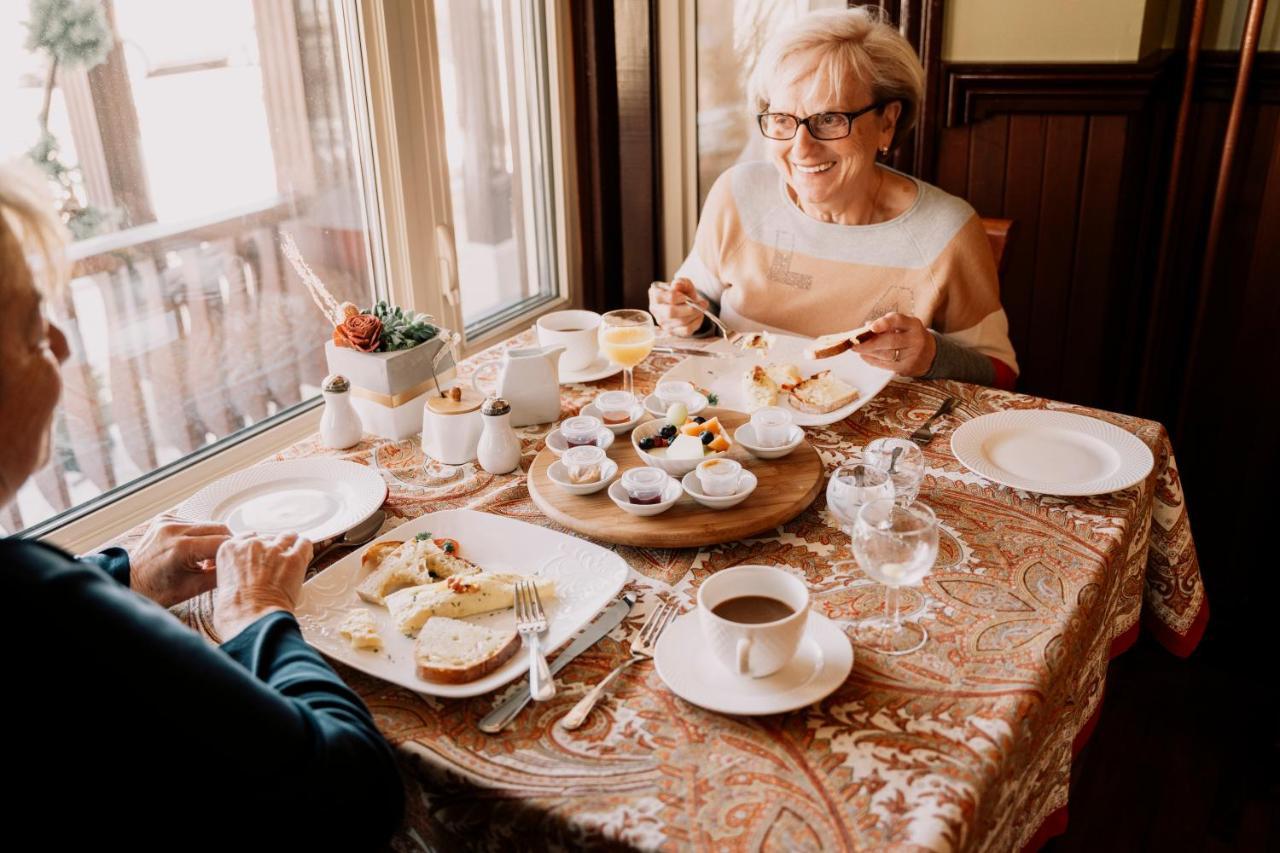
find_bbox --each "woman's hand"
[850,312,937,377]
[128,515,231,607]
[648,278,708,337]
[213,532,313,642]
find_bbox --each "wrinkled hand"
[850,312,937,377]
[128,514,231,607]
[648,278,708,337]
[213,532,313,642]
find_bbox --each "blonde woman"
[0,163,402,848]
[651,7,1018,389]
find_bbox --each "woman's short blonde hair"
[747,7,925,151]
[0,160,69,299]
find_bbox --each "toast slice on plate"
[789,370,860,414]
[356,538,481,606]
[764,362,803,391]
[742,364,779,409]
[414,616,521,683]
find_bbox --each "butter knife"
[478,592,636,734]
[651,345,732,359]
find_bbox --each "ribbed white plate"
[658,332,893,426]
[951,410,1154,496]
[178,458,387,542]
[655,611,853,715]
[295,509,629,698]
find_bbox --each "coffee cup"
[697,565,810,678]
[536,310,601,372]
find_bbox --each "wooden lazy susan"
[528,408,825,549]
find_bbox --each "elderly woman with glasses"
[650,7,1018,389]
[0,163,402,848]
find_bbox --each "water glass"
[851,499,938,655]
[865,438,926,505]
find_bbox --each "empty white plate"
[951,410,1154,496]
[654,611,853,715]
[178,458,387,542]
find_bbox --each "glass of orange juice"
[598,309,655,398]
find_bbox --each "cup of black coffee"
[697,564,810,678]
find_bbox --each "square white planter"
[324,338,457,440]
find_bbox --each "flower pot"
[324,338,457,440]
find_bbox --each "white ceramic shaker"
[319,374,363,449]
[477,397,523,474]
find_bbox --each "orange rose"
[335,314,383,352]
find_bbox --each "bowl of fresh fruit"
[631,402,733,477]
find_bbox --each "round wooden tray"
[528,408,825,548]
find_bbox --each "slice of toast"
[803,326,877,360]
[414,616,521,683]
[356,538,481,606]
[764,362,803,391]
[741,364,779,409]
[789,370,860,414]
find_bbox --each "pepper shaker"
[319,374,363,449]
[477,397,522,474]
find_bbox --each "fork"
[909,396,958,447]
[514,579,554,701]
[559,602,678,730]
[653,281,753,348]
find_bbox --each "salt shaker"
[320,374,363,449]
[477,397,522,474]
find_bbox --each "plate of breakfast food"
[294,508,629,698]
[657,330,893,427]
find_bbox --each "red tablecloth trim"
[1020,596,1208,851]
[1144,596,1209,659]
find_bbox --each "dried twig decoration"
[280,231,343,326]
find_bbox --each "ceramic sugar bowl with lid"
[422,386,484,465]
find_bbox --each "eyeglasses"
[756,102,889,141]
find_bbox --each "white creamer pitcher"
[495,345,564,427]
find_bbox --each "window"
[432,0,561,337]
[4,0,576,543]
[2,0,383,535]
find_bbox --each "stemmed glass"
[864,438,926,505]
[826,455,895,577]
[850,499,938,656]
[598,309,655,399]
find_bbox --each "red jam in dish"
[629,494,662,505]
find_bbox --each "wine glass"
[864,438,926,505]
[850,499,938,656]
[598,309,656,398]
[826,456,894,578]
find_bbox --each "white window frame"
[37,0,582,555]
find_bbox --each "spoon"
[887,446,904,474]
[307,508,386,568]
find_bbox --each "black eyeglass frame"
[756,101,893,141]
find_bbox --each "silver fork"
[653,281,751,347]
[514,579,554,701]
[909,396,958,447]
[559,602,678,730]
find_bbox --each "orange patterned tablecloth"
[153,330,1205,851]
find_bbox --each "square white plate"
[658,332,893,426]
[295,508,629,697]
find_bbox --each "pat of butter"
[667,433,706,459]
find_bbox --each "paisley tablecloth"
[147,330,1205,851]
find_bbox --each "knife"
[478,592,636,734]
[651,345,732,359]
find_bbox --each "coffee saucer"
[653,611,853,715]
[560,356,622,385]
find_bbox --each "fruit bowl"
[631,417,732,477]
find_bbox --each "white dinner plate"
[654,611,853,715]
[951,410,1154,496]
[178,458,387,543]
[658,332,893,426]
[295,509,630,698]
[559,355,622,385]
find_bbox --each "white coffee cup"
[697,565,810,678]
[536,310,601,372]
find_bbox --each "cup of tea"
[697,565,810,678]
[537,310,602,372]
